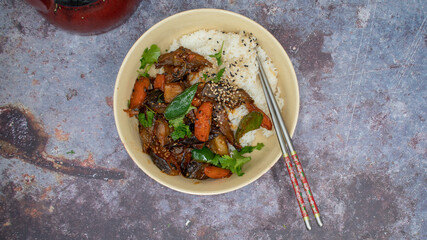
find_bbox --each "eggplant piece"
[180,148,192,171]
[156,47,212,83]
[156,47,212,72]
[212,104,241,150]
[139,123,154,153]
[201,82,253,110]
[145,89,167,113]
[164,135,205,150]
[208,134,229,156]
[149,144,180,176]
[154,118,170,147]
[182,160,209,180]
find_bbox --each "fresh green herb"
[192,147,215,162]
[140,72,149,78]
[191,143,264,176]
[164,83,199,120]
[202,73,208,80]
[235,112,263,144]
[239,143,264,154]
[282,224,287,229]
[139,44,161,76]
[140,44,161,69]
[66,150,75,154]
[216,153,251,176]
[168,106,195,140]
[209,41,224,66]
[212,68,225,83]
[127,100,130,108]
[169,119,192,140]
[138,110,155,128]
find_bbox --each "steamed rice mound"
[168,30,284,146]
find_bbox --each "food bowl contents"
[124,30,284,180]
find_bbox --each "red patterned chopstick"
[257,56,323,230]
[284,152,311,230]
[291,151,322,226]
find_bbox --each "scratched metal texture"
[0,0,426,239]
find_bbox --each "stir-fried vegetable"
[208,135,229,156]
[164,83,184,103]
[194,101,213,142]
[191,146,215,161]
[235,111,263,144]
[204,166,231,179]
[191,143,264,176]
[246,102,272,130]
[154,74,165,91]
[126,44,272,180]
[129,76,150,111]
[164,83,199,120]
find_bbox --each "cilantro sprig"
[169,117,192,140]
[168,106,195,140]
[209,41,224,66]
[192,143,264,176]
[138,110,155,128]
[138,44,161,77]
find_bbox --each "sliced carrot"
[194,101,213,142]
[154,74,165,91]
[245,102,273,130]
[129,76,150,110]
[204,166,232,179]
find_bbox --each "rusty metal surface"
[0,0,426,239]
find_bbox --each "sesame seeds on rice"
[168,30,284,146]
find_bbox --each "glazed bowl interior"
[114,9,299,195]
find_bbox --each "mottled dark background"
[0,0,426,239]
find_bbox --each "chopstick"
[256,56,323,230]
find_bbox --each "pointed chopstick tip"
[304,218,312,231]
[315,214,323,227]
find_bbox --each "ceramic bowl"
[113,9,299,195]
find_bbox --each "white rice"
[168,30,284,146]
